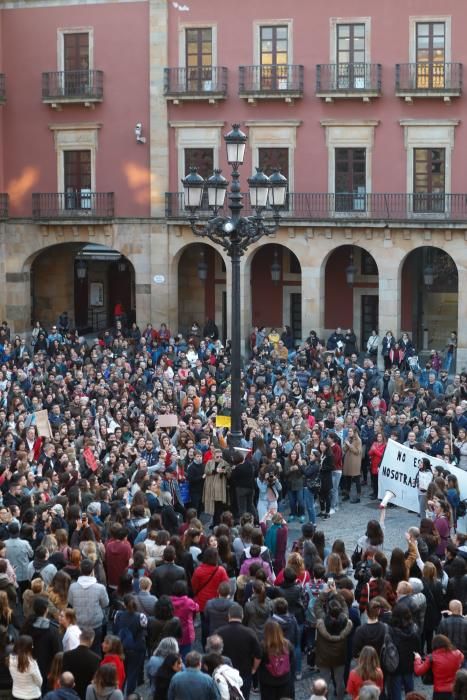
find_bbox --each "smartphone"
[328,577,334,586]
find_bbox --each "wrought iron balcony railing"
[0,194,8,219]
[42,70,104,103]
[164,66,227,100]
[239,65,304,99]
[165,192,467,222]
[0,75,5,104]
[32,192,114,220]
[395,62,462,95]
[316,63,382,96]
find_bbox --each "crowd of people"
[0,316,464,700]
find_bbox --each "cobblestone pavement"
[140,486,423,699]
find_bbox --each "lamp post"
[182,124,287,447]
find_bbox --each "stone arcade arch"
[323,244,379,350]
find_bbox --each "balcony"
[164,67,227,104]
[239,65,304,102]
[395,62,462,101]
[42,70,104,108]
[0,75,5,105]
[0,194,8,219]
[165,192,467,223]
[316,63,382,102]
[32,192,114,222]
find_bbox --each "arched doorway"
[324,245,379,350]
[250,244,302,342]
[31,243,135,332]
[401,247,458,352]
[178,243,226,341]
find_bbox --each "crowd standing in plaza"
[0,316,466,700]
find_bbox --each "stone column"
[455,256,467,372]
[149,0,169,217]
[150,221,171,326]
[301,264,322,340]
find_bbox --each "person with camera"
[257,465,282,522]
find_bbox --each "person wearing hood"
[67,559,109,655]
[43,672,81,700]
[22,596,62,692]
[244,580,273,642]
[271,597,299,651]
[315,597,353,700]
[27,545,57,587]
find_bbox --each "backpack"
[380,624,399,674]
[304,580,324,627]
[266,650,290,678]
[117,625,137,652]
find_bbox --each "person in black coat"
[318,441,334,519]
[230,454,256,520]
[186,452,205,516]
[62,629,100,700]
[151,546,187,598]
[154,652,183,700]
[21,596,62,693]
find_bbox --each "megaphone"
[379,490,396,509]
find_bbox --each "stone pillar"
[456,257,467,372]
[149,0,169,217]
[150,221,171,326]
[301,264,322,340]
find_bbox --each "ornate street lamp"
[271,247,281,284]
[423,265,434,287]
[76,259,87,280]
[181,123,288,446]
[346,253,357,285]
[197,248,208,281]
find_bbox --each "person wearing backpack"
[112,593,147,695]
[257,620,294,700]
[385,603,420,700]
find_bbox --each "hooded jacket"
[22,616,62,692]
[212,664,244,700]
[315,617,353,668]
[272,612,299,647]
[68,575,109,629]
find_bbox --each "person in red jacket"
[191,547,228,646]
[414,634,464,700]
[100,635,126,689]
[368,433,386,500]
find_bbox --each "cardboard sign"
[216,415,231,428]
[35,409,52,438]
[157,414,178,428]
[378,438,467,514]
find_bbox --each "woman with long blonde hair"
[258,620,294,699]
[275,552,310,586]
[0,590,18,631]
[346,646,383,699]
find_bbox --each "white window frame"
[49,123,101,193]
[329,17,371,63]
[400,119,459,199]
[170,121,223,188]
[57,27,94,72]
[320,119,379,196]
[245,120,300,194]
[178,23,217,67]
[253,19,293,65]
[408,15,451,63]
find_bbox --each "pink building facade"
[0,0,466,368]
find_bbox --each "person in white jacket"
[205,653,244,700]
[8,635,43,700]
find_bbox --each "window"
[185,28,212,91]
[260,25,289,90]
[335,148,366,211]
[258,147,289,179]
[416,22,445,88]
[413,148,445,212]
[184,148,214,179]
[64,150,91,209]
[63,33,90,96]
[336,24,366,89]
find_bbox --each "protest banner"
[216,415,231,428]
[378,438,467,514]
[157,414,178,428]
[34,409,52,438]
